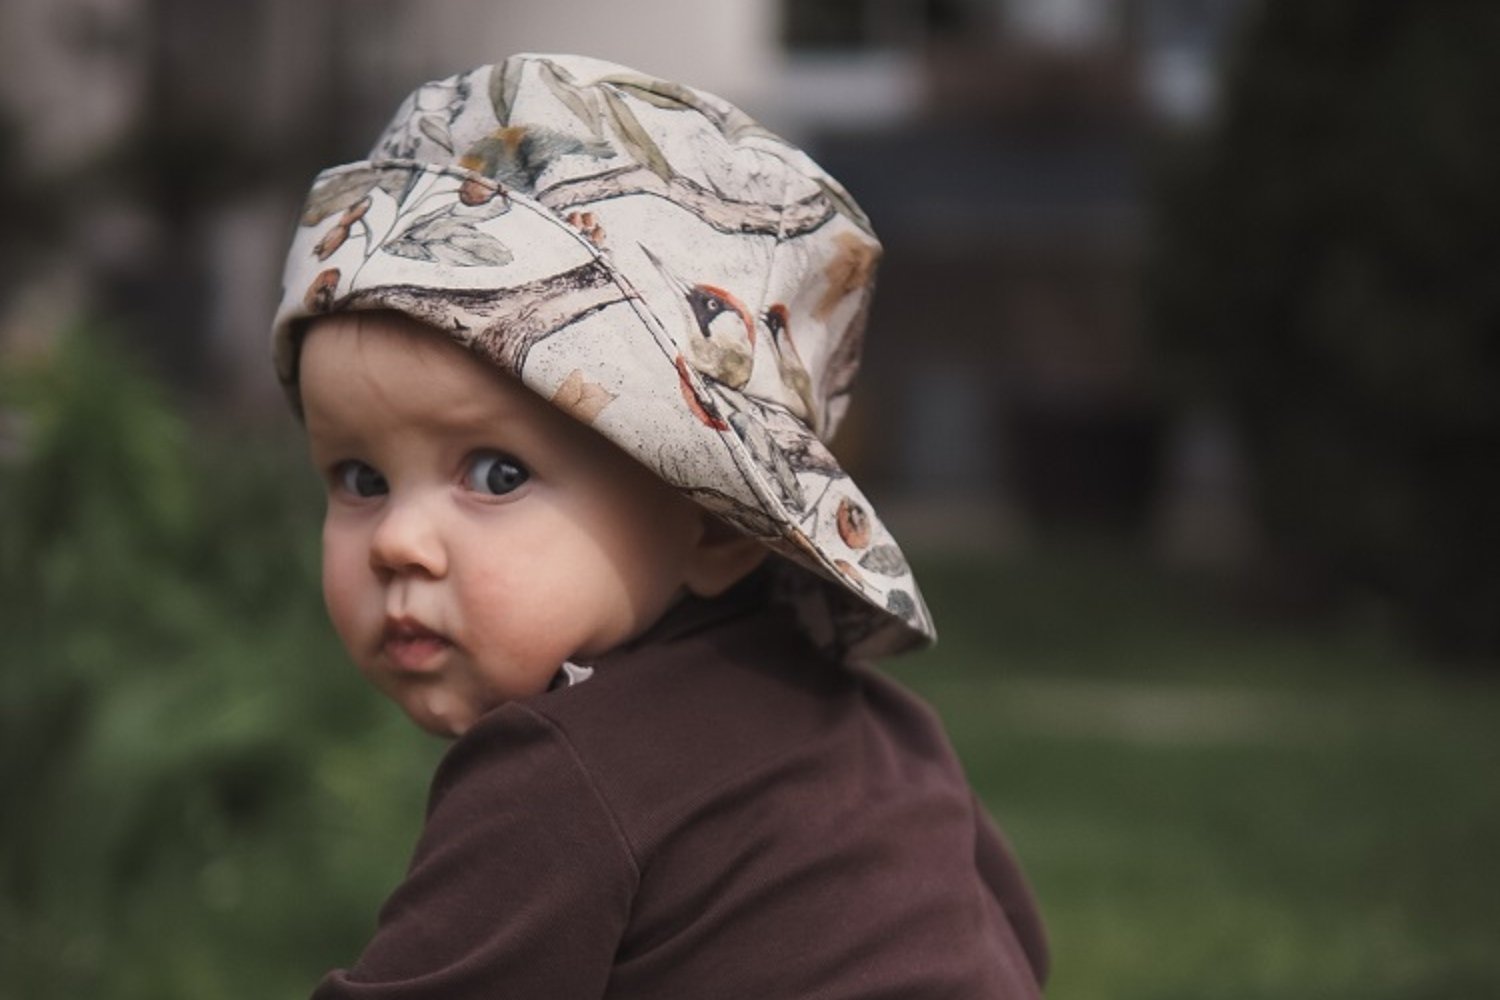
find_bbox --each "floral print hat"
[272,53,935,659]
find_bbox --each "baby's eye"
[335,460,387,498]
[466,452,529,496]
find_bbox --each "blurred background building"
[6,7,1500,995]
[0,0,1249,554]
[14,0,1494,656]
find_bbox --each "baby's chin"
[399,687,489,739]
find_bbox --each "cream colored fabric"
[272,53,934,659]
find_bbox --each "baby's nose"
[369,498,447,578]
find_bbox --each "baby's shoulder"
[527,609,849,789]
[515,606,965,861]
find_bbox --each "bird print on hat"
[273,53,935,659]
[762,304,817,426]
[642,246,756,392]
[641,247,806,510]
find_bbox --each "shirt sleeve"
[312,704,638,999]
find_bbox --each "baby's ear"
[683,512,769,598]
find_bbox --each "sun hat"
[271,53,935,659]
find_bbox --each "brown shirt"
[313,581,1047,998]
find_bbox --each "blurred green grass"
[3,333,1497,998]
[893,549,1500,1000]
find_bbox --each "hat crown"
[364,53,879,441]
[274,54,934,659]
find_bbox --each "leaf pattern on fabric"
[537,59,605,142]
[598,77,691,113]
[859,543,908,577]
[598,74,777,144]
[550,369,616,424]
[372,76,470,161]
[301,170,377,225]
[490,58,524,125]
[539,63,869,234]
[677,484,783,538]
[303,170,413,226]
[274,54,938,659]
[383,205,514,267]
[599,86,673,183]
[726,408,804,510]
[445,75,472,121]
[418,115,455,154]
[746,396,841,478]
[886,589,917,619]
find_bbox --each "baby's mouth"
[382,617,452,672]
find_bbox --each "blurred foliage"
[0,326,438,998]
[0,114,64,311]
[1148,1,1500,658]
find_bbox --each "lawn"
[890,548,1500,1000]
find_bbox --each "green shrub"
[0,327,436,998]
[1148,1,1500,658]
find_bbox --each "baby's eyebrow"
[430,400,517,428]
[302,412,374,454]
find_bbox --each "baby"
[273,53,1046,997]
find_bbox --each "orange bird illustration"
[642,247,803,508]
[762,303,817,428]
[641,246,756,390]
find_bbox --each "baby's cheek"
[321,548,372,654]
[460,572,572,685]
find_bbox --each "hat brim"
[274,160,935,659]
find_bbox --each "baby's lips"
[383,615,446,642]
[382,616,453,672]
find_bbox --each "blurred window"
[781,0,991,52]
[1003,0,1119,50]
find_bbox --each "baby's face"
[300,312,704,737]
